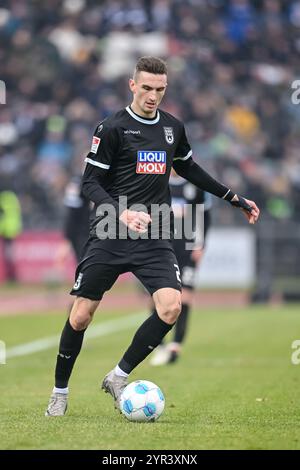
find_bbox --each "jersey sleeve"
[84,121,121,171]
[173,124,193,163]
[81,122,125,215]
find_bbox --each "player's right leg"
[45,297,99,416]
[45,249,121,416]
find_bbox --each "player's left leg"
[149,287,193,366]
[102,287,181,407]
[120,287,181,370]
[102,241,182,407]
[149,247,195,366]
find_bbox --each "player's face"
[129,71,167,118]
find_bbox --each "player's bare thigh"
[69,297,100,331]
[152,288,182,325]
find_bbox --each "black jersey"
[82,105,230,240]
[83,106,191,238]
[84,106,191,206]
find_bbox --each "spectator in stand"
[0,0,299,230]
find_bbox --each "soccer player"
[149,171,212,366]
[45,57,260,416]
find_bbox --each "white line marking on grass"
[6,312,145,359]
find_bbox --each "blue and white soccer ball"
[120,380,165,422]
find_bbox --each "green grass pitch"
[1,304,300,450]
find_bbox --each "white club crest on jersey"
[163,127,174,145]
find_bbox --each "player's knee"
[69,298,99,330]
[70,310,93,331]
[158,302,181,324]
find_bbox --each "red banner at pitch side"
[0,232,76,283]
[0,231,132,284]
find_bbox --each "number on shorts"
[173,264,181,283]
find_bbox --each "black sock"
[55,318,86,389]
[174,303,190,344]
[118,310,175,374]
[150,308,165,346]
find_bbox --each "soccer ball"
[120,380,165,422]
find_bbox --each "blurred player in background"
[150,170,212,366]
[0,189,22,282]
[58,175,91,265]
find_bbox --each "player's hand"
[230,195,260,224]
[119,209,152,233]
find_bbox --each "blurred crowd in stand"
[1,0,300,229]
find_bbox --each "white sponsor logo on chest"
[124,129,141,134]
[136,151,166,174]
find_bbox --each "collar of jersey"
[126,106,160,125]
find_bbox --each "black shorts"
[173,210,211,290]
[70,238,182,301]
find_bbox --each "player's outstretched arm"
[173,158,260,224]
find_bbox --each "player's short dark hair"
[134,57,167,78]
